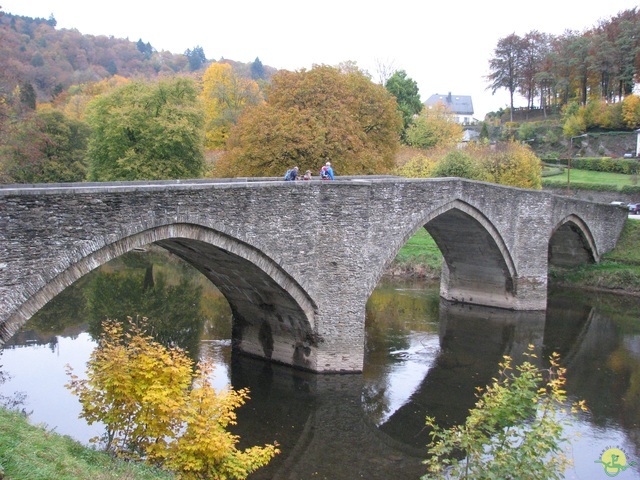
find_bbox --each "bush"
[423,347,586,480]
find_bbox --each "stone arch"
[373,199,517,309]
[2,223,319,370]
[548,214,598,267]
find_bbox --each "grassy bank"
[550,219,640,295]
[388,220,640,295]
[0,407,174,480]
[385,228,442,278]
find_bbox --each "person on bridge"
[284,166,299,181]
[303,169,312,180]
[320,162,334,180]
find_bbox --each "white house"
[424,92,474,125]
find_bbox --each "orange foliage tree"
[214,64,402,178]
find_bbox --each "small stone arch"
[548,214,598,267]
[2,223,319,370]
[373,199,517,309]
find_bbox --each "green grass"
[542,167,638,188]
[0,407,174,480]
[391,228,443,275]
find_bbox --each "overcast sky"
[3,1,639,119]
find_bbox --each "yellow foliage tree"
[405,104,463,150]
[201,63,263,149]
[622,94,640,129]
[60,75,131,121]
[66,319,278,479]
[474,141,542,189]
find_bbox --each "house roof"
[424,92,474,115]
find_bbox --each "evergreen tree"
[250,57,265,80]
[185,46,206,71]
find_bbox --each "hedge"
[542,157,640,174]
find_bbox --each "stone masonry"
[0,177,628,372]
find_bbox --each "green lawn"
[543,167,638,188]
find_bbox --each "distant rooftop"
[424,92,474,116]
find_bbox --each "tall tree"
[86,77,205,181]
[518,31,549,110]
[184,45,206,71]
[201,62,263,149]
[216,65,402,177]
[250,57,265,80]
[487,34,525,121]
[385,70,422,139]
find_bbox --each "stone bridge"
[0,177,628,372]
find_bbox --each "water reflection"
[1,251,640,478]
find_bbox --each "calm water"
[2,249,640,479]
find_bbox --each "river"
[1,247,640,479]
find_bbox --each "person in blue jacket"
[320,162,335,180]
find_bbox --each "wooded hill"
[0,10,276,102]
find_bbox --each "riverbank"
[386,219,640,296]
[0,407,174,479]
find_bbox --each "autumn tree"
[385,70,423,139]
[404,103,463,150]
[487,33,524,121]
[86,77,205,181]
[215,64,402,177]
[201,62,263,149]
[622,94,640,129]
[66,319,278,479]
[397,141,542,190]
[0,109,89,183]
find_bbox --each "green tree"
[66,319,279,479]
[385,70,423,138]
[86,77,205,181]
[424,347,586,479]
[185,46,206,71]
[250,57,265,80]
[215,64,402,177]
[432,150,482,180]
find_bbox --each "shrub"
[66,318,278,479]
[423,347,586,480]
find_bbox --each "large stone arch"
[1,223,319,370]
[548,214,598,267]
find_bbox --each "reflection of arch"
[549,214,597,267]
[377,199,517,308]
[3,223,318,369]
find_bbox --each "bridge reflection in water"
[227,292,633,480]
[2,277,638,479]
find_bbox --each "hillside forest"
[1,7,640,186]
